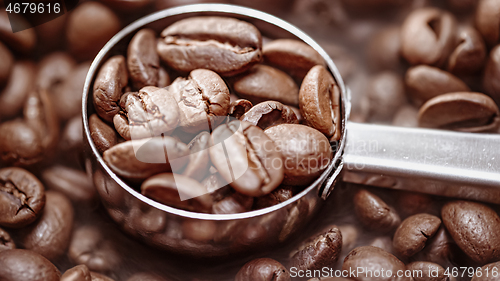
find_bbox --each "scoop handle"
[341,121,500,203]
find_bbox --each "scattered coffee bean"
[353,189,401,232]
[0,61,36,119]
[128,28,160,90]
[406,261,446,281]
[475,0,500,47]
[471,261,500,281]
[41,165,96,204]
[447,27,487,75]
[393,213,441,259]
[90,114,118,154]
[0,249,60,281]
[235,258,290,281]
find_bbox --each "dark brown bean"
[41,166,96,204]
[406,262,446,281]
[405,65,470,106]
[93,55,129,122]
[401,8,457,67]
[0,120,44,166]
[0,249,60,281]
[0,12,36,53]
[475,0,500,47]
[290,226,342,271]
[229,99,253,119]
[90,114,118,154]
[0,227,15,252]
[235,258,290,281]
[442,200,500,264]
[103,136,189,181]
[127,28,159,90]
[233,65,299,106]
[17,191,74,262]
[299,65,341,140]
[182,131,211,181]
[353,189,401,232]
[447,27,487,75]
[415,226,458,267]
[158,16,262,76]
[472,261,500,281]
[241,101,298,130]
[418,92,500,132]
[263,39,326,80]
[366,71,406,123]
[0,61,36,119]
[0,167,45,228]
[393,213,441,259]
[264,124,332,186]
[0,41,13,87]
[254,186,293,209]
[141,173,213,213]
[483,45,500,105]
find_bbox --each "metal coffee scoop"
[82,4,500,257]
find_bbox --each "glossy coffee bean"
[114,87,180,140]
[254,186,293,209]
[182,131,211,181]
[35,52,76,91]
[353,189,401,233]
[366,71,406,123]
[342,246,410,281]
[0,61,36,119]
[233,65,299,106]
[0,227,15,252]
[447,27,486,75]
[299,65,341,140]
[17,191,74,261]
[235,258,290,281]
[241,101,298,130]
[405,65,470,106]
[90,114,118,154]
[418,92,500,132]
[68,225,121,273]
[61,264,92,281]
[141,173,213,213]
[472,261,500,281]
[42,166,96,204]
[93,55,129,122]
[127,272,169,281]
[0,120,44,166]
[0,249,60,281]
[66,2,121,60]
[53,62,91,121]
[401,8,457,67]
[158,16,262,76]
[406,261,446,281]
[393,213,441,259]
[210,121,284,197]
[475,0,500,47]
[416,226,458,267]
[290,226,342,271]
[0,41,13,87]
[265,124,332,186]
[366,26,403,72]
[60,116,84,157]
[0,167,45,228]
[128,28,159,90]
[0,12,36,53]
[229,99,253,119]
[483,45,500,104]
[263,39,326,80]
[442,200,500,264]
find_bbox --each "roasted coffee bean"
[415,226,458,267]
[241,101,298,130]
[0,227,15,252]
[0,12,36,53]
[90,114,118,154]
[0,167,45,228]
[202,172,230,202]
[299,65,341,140]
[103,136,189,180]
[0,120,44,166]
[418,92,500,132]
[401,8,457,67]
[17,191,74,262]
[290,226,342,271]
[35,52,76,91]
[353,189,401,232]
[392,105,419,127]
[210,121,284,197]
[366,71,406,123]
[475,0,500,47]
[141,173,213,213]
[68,225,121,273]
[61,264,92,281]
[93,55,129,122]
[128,28,160,90]
[127,272,169,281]
[0,61,36,119]
[235,258,290,281]
[405,65,470,106]
[0,249,60,281]
[263,39,326,80]
[342,246,410,281]
[366,26,403,72]
[370,236,394,254]
[126,201,167,234]
[212,192,253,214]
[0,41,13,87]
[53,62,91,121]
[167,69,230,133]
[157,16,262,76]
[229,99,253,119]
[254,186,293,209]
[42,166,97,204]
[233,65,299,106]
[483,45,500,104]
[393,213,441,259]
[442,200,500,264]
[407,262,446,281]
[182,219,217,242]
[265,124,332,186]
[447,27,486,75]
[113,87,180,140]
[472,261,500,281]
[66,2,121,60]
[182,131,211,181]
[292,0,349,29]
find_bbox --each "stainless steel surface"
[82,4,348,257]
[343,122,500,203]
